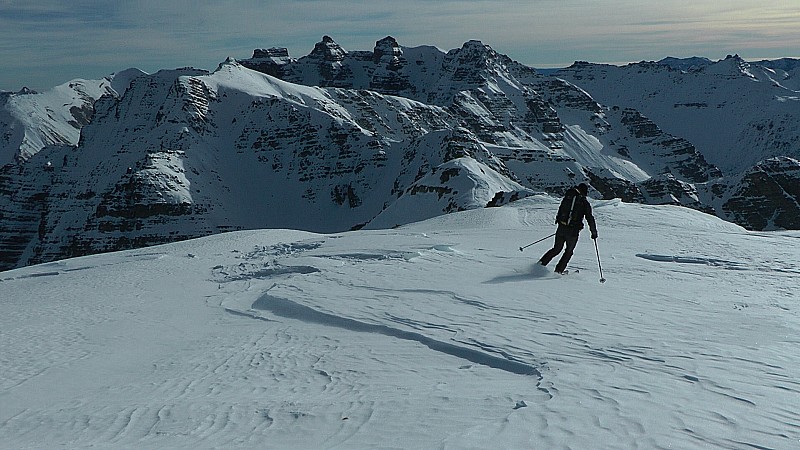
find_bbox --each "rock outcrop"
[721,157,800,230]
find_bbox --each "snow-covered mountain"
[1,37,799,271]
[2,196,799,449]
[0,68,144,166]
[0,60,530,271]
[246,40,800,230]
[555,55,800,229]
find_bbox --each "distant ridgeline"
[1,36,799,270]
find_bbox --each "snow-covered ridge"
[0,68,145,166]
[555,55,800,174]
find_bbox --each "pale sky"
[1,0,799,91]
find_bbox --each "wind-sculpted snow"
[636,252,800,276]
[635,253,749,269]
[1,197,799,448]
[252,293,542,377]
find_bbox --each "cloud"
[1,0,799,90]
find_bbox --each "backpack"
[555,189,585,228]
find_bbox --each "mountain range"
[1,36,799,271]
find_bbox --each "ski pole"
[594,238,606,283]
[519,232,556,252]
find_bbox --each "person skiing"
[539,183,598,274]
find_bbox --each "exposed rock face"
[639,174,715,215]
[242,47,293,78]
[373,36,402,61]
[584,170,643,203]
[0,161,51,267]
[370,36,412,94]
[722,157,800,230]
[617,108,721,183]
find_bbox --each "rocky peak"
[703,54,757,80]
[458,40,496,57]
[373,36,402,62]
[724,54,745,63]
[252,47,291,59]
[240,48,294,78]
[447,40,506,70]
[567,61,595,69]
[440,40,510,89]
[369,36,411,94]
[308,35,347,62]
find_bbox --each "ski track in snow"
[1,198,800,448]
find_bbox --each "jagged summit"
[701,54,758,79]
[454,39,495,55]
[239,35,540,108]
[373,36,402,61]
[307,35,347,62]
[441,40,513,85]
[253,47,290,59]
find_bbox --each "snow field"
[1,196,799,449]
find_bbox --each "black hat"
[577,183,589,195]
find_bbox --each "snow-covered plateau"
[1,196,798,449]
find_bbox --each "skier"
[539,183,598,274]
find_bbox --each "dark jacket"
[555,187,598,237]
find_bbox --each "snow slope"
[0,69,144,165]
[1,197,799,449]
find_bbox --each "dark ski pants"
[539,226,579,273]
